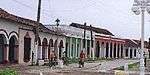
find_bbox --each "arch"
[9,35,18,63]
[0,29,8,44]
[9,31,19,40]
[24,32,31,62]
[95,41,100,58]
[106,42,109,58]
[42,38,48,60]
[59,40,64,58]
[0,34,7,63]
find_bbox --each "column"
[122,45,125,58]
[70,38,72,58]
[112,43,114,58]
[89,40,91,58]
[104,42,106,58]
[15,45,19,62]
[37,46,42,59]
[99,41,102,58]
[119,44,121,58]
[80,39,83,53]
[45,46,48,60]
[61,47,65,58]
[4,44,9,62]
[116,43,118,58]
[92,39,95,60]
[108,42,111,58]
[34,44,38,63]
[50,47,54,58]
[132,48,135,58]
[101,42,104,58]
[91,39,95,60]
[85,40,87,58]
[128,47,130,58]
[75,38,78,58]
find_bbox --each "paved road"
[65,59,139,72]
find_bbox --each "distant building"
[46,24,95,58]
[70,23,126,59]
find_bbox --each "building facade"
[46,25,95,59]
[0,8,65,64]
[0,8,149,65]
[95,35,125,59]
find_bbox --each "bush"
[0,68,17,75]
[113,66,124,70]
[128,62,139,69]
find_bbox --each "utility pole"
[90,25,94,60]
[132,0,150,75]
[34,0,41,65]
[35,0,41,42]
[83,23,86,53]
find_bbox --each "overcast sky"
[0,0,150,40]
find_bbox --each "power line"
[10,0,55,19]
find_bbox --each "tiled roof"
[124,39,139,47]
[0,8,37,26]
[70,23,114,36]
[0,8,64,36]
[133,40,150,49]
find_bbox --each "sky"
[0,0,150,40]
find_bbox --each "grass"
[113,62,139,70]
[0,68,17,75]
[128,62,139,70]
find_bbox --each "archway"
[65,43,68,57]
[42,38,48,60]
[113,43,116,58]
[54,40,58,58]
[48,39,53,59]
[106,42,109,58]
[134,49,136,57]
[95,41,100,58]
[130,49,132,58]
[77,44,79,57]
[9,35,18,63]
[24,32,31,62]
[59,40,64,59]
[126,49,128,57]
[121,44,123,58]
[0,34,7,63]
[87,40,90,57]
[117,44,120,58]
